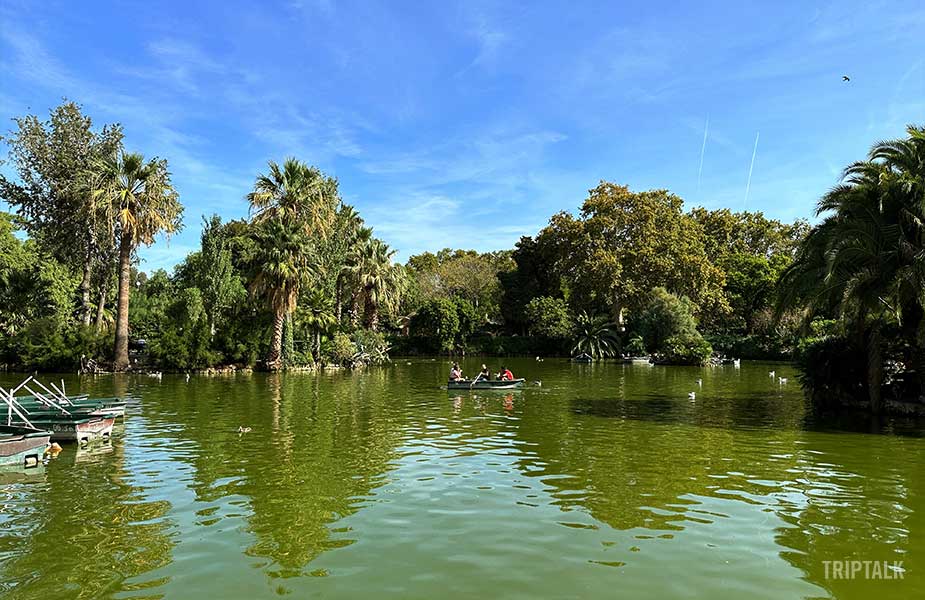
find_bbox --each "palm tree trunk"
[867,325,884,414]
[335,280,343,324]
[79,244,93,326]
[113,230,133,371]
[350,291,361,328]
[313,329,321,362]
[267,309,285,370]
[94,284,107,332]
[365,289,379,331]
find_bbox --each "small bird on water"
[238,426,251,433]
[769,370,776,378]
[696,378,703,386]
[778,377,788,385]
[688,392,696,400]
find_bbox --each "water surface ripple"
[1,359,922,599]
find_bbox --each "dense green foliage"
[634,287,700,354]
[0,102,398,371]
[780,125,925,412]
[4,99,918,406]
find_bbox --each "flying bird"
[843,75,850,82]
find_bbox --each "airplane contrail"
[744,131,760,208]
[697,117,709,195]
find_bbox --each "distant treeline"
[1,102,922,413]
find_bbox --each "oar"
[22,385,71,415]
[1,387,37,429]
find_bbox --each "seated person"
[476,364,490,381]
[500,366,514,381]
[449,363,464,381]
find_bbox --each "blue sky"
[1,0,923,272]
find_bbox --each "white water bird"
[185,373,190,382]
[769,370,775,378]
[697,378,703,386]
[778,377,788,384]
[238,426,251,433]
[733,359,741,367]
[688,392,696,400]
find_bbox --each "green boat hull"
[15,415,115,444]
[447,378,526,390]
[0,425,50,468]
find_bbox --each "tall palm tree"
[330,205,366,324]
[92,151,182,371]
[571,312,620,359]
[341,227,373,326]
[779,125,925,412]
[248,218,313,370]
[247,158,337,236]
[346,237,403,331]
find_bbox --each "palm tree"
[571,312,620,359]
[247,158,337,236]
[779,125,925,412]
[345,237,403,331]
[330,206,366,324]
[248,218,312,370]
[92,151,182,371]
[341,227,373,327]
[297,288,336,361]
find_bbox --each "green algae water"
[1,359,922,599]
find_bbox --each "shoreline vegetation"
[1,102,922,414]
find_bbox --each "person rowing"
[474,364,490,382]
[449,362,464,381]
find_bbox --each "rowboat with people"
[447,378,526,390]
[446,362,525,390]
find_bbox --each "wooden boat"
[20,415,115,444]
[623,356,652,364]
[0,425,51,468]
[447,378,526,390]
[14,396,126,418]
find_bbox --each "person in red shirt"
[500,366,514,381]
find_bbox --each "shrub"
[634,287,699,353]
[329,332,356,366]
[6,319,112,371]
[795,336,867,410]
[658,333,713,365]
[352,329,390,365]
[624,335,646,356]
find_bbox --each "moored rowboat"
[14,396,126,418]
[23,415,115,444]
[447,378,525,390]
[0,425,50,468]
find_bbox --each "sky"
[1,0,923,272]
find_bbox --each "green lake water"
[1,359,922,599]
